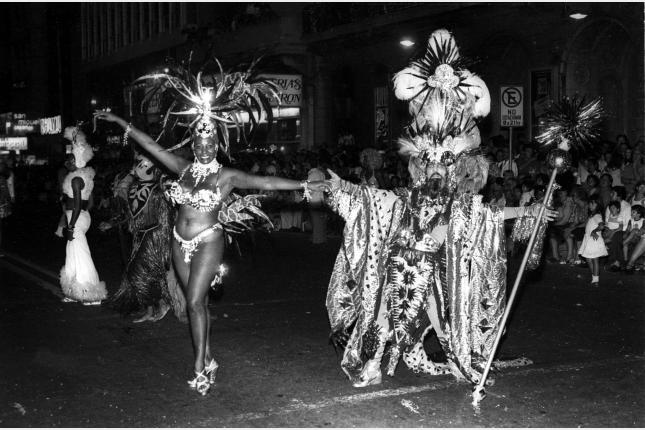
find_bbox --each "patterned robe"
[326,179,507,384]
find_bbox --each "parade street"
[0,209,643,428]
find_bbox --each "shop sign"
[0,136,28,151]
[500,86,524,127]
[258,74,302,106]
[40,115,62,135]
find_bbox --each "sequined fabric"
[326,180,403,381]
[327,181,508,385]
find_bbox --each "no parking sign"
[500,86,524,127]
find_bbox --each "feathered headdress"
[393,29,491,124]
[64,125,94,168]
[535,96,604,150]
[135,55,280,154]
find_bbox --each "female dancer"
[60,126,107,304]
[95,110,325,395]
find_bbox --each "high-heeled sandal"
[187,370,210,396]
[204,358,219,384]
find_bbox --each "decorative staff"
[472,95,604,406]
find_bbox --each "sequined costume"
[327,180,516,384]
[325,29,545,387]
[107,174,186,321]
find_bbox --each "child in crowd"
[623,204,645,268]
[578,197,607,287]
[603,201,623,244]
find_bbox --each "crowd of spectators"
[1,131,644,276]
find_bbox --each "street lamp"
[400,38,415,47]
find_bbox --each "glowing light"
[569,12,587,19]
[400,39,415,47]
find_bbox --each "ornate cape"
[326,180,507,384]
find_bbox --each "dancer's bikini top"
[166,166,222,212]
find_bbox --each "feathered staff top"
[535,95,603,151]
[135,56,280,154]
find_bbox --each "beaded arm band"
[122,123,132,146]
[301,180,312,202]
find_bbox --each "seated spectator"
[603,186,632,271]
[519,179,535,206]
[583,174,600,198]
[623,204,645,265]
[629,180,645,207]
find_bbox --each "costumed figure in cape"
[323,29,558,389]
[105,151,187,323]
[95,55,327,396]
[60,126,107,305]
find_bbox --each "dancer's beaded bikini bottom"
[173,224,223,263]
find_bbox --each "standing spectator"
[597,173,614,208]
[516,145,540,178]
[0,160,14,254]
[577,196,607,287]
[565,188,589,265]
[604,186,632,271]
[547,187,575,263]
[489,179,506,207]
[620,147,639,195]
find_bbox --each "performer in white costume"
[60,126,107,305]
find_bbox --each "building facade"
[73,2,644,152]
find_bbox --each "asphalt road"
[0,207,644,427]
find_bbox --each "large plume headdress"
[393,28,491,124]
[394,29,491,191]
[63,125,94,168]
[135,54,280,155]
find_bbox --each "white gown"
[60,168,107,302]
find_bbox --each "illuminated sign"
[0,137,28,151]
[258,74,303,106]
[40,115,62,135]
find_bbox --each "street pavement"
[0,204,644,427]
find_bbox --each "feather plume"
[135,54,280,155]
[535,96,604,150]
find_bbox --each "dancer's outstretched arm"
[225,168,327,192]
[94,111,189,174]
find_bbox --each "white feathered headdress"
[393,29,491,122]
[64,126,94,168]
[394,29,491,191]
[135,55,280,155]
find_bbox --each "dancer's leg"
[185,235,223,373]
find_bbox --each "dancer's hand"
[93,110,120,123]
[325,169,342,193]
[63,226,75,241]
[307,181,328,192]
[543,208,558,221]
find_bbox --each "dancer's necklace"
[190,159,221,185]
